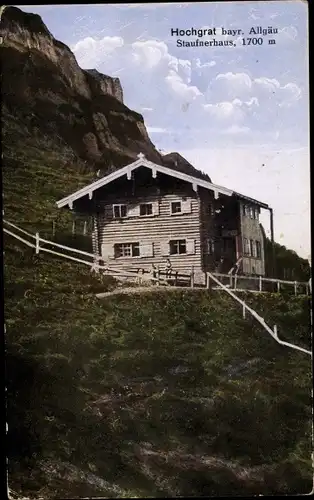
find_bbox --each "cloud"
[147,126,168,133]
[72,35,304,146]
[224,125,251,135]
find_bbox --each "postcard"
[2,1,312,498]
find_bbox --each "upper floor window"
[114,242,140,258]
[140,203,153,216]
[243,203,259,220]
[171,201,182,214]
[208,203,215,216]
[207,238,215,255]
[169,239,186,255]
[113,204,127,218]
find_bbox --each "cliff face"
[1,5,211,179]
[85,69,123,104]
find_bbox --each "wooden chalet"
[56,153,274,281]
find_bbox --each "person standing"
[166,258,172,278]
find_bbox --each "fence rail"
[3,220,311,357]
[209,272,309,296]
[207,272,311,356]
[3,220,310,294]
[3,221,170,284]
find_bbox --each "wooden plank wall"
[240,202,265,275]
[96,184,203,274]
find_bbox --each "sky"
[18,2,310,260]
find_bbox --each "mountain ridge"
[1,5,212,182]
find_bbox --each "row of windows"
[113,239,191,258]
[243,238,262,258]
[112,200,190,218]
[205,238,262,259]
[107,238,262,259]
[242,204,259,220]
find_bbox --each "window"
[208,203,215,216]
[113,204,127,218]
[254,208,259,220]
[140,203,153,216]
[171,201,182,214]
[242,204,246,216]
[250,239,257,257]
[207,238,215,255]
[249,207,254,219]
[169,239,186,255]
[114,242,140,258]
[244,238,251,256]
[256,240,261,258]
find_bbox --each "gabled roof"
[56,153,269,210]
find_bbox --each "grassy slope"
[3,108,313,497]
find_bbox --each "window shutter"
[186,239,196,254]
[160,241,169,256]
[101,243,114,259]
[181,200,192,214]
[152,201,159,216]
[127,204,140,217]
[140,242,154,257]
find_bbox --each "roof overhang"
[56,153,234,209]
[233,191,269,210]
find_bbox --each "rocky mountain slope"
[1,5,211,182]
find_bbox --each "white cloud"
[224,125,250,135]
[72,35,304,145]
[147,126,168,133]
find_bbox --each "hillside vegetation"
[4,229,312,497]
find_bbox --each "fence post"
[259,276,262,292]
[83,221,87,236]
[157,266,160,286]
[294,281,297,296]
[229,274,233,288]
[175,271,178,286]
[94,256,100,274]
[190,267,194,288]
[206,273,210,289]
[52,220,56,238]
[243,303,246,319]
[234,274,237,290]
[72,220,76,236]
[35,232,40,254]
[277,281,280,293]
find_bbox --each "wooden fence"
[3,220,310,295]
[207,272,311,357]
[209,272,310,296]
[3,220,311,357]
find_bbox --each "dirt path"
[95,285,205,298]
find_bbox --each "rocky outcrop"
[85,69,123,104]
[1,5,210,181]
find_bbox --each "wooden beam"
[214,190,219,200]
[192,183,198,192]
[152,167,157,178]
[88,191,93,200]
